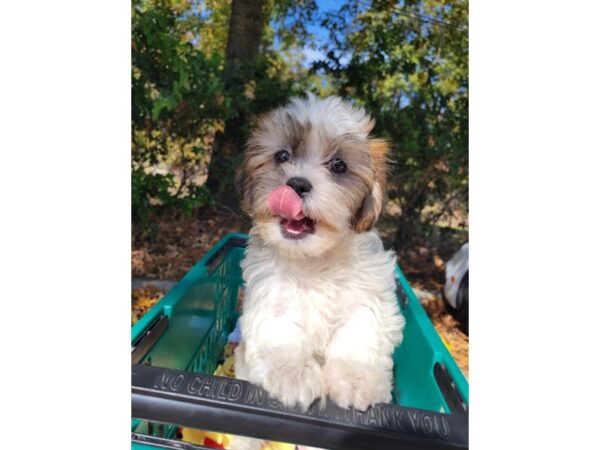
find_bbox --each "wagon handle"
[132,364,468,450]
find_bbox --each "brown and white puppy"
[232,94,405,450]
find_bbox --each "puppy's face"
[238,96,389,259]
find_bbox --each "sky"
[274,0,350,67]
[307,0,341,41]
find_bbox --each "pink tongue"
[267,186,305,220]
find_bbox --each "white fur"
[288,92,373,141]
[236,230,405,410]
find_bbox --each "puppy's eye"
[274,150,290,164]
[329,158,347,174]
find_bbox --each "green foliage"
[132,167,213,225]
[316,0,468,236]
[132,0,229,223]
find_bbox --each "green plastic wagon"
[131,233,469,449]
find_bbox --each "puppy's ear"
[360,118,376,136]
[353,139,389,232]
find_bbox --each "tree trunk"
[224,0,264,66]
[205,0,266,207]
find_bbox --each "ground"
[132,207,468,378]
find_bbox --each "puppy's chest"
[241,246,394,345]
[253,269,362,329]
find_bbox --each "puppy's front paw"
[324,358,393,411]
[261,358,325,410]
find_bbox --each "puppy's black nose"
[286,177,312,198]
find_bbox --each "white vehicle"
[444,242,469,333]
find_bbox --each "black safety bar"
[132,364,468,449]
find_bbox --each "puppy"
[232,94,405,449]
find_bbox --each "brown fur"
[352,139,390,232]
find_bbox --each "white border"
[471,0,600,448]
[0,1,131,448]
